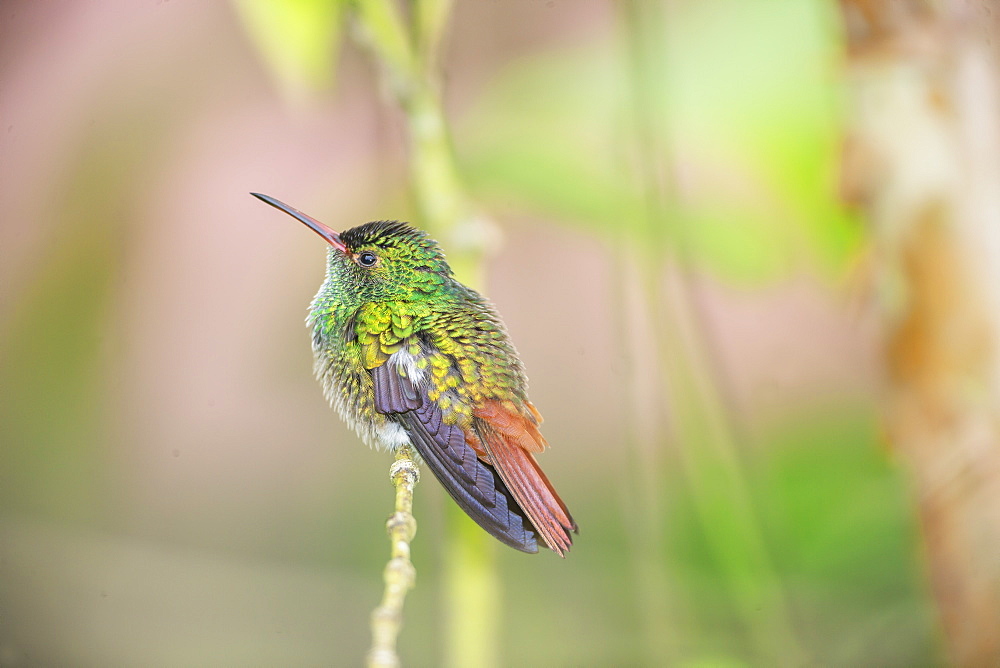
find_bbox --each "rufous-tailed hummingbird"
[253,193,577,556]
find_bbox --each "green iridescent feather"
[308,221,532,449]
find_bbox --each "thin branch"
[366,444,421,668]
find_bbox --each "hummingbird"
[253,193,577,556]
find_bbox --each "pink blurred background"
[1,2,916,665]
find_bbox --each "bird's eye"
[357,252,378,267]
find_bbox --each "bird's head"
[252,193,453,304]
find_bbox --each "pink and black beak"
[251,193,347,252]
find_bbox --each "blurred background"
[3,1,999,665]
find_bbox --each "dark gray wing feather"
[371,362,538,553]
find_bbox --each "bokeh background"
[4,1,998,665]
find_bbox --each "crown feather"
[341,220,431,250]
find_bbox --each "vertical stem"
[614,4,678,662]
[403,78,498,668]
[367,445,421,668]
[400,85,488,283]
[650,269,799,661]
[443,509,500,668]
[351,3,500,666]
[619,1,800,661]
[610,251,675,665]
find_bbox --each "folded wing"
[371,362,540,553]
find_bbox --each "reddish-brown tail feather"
[473,400,577,556]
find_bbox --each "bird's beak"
[251,193,347,252]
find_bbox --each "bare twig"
[366,445,420,668]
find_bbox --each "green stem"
[351,3,499,666]
[619,1,800,661]
[610,251,675,665]
[443,505,500,668]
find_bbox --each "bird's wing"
[370,361,540,553]
[473,400,578,557]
